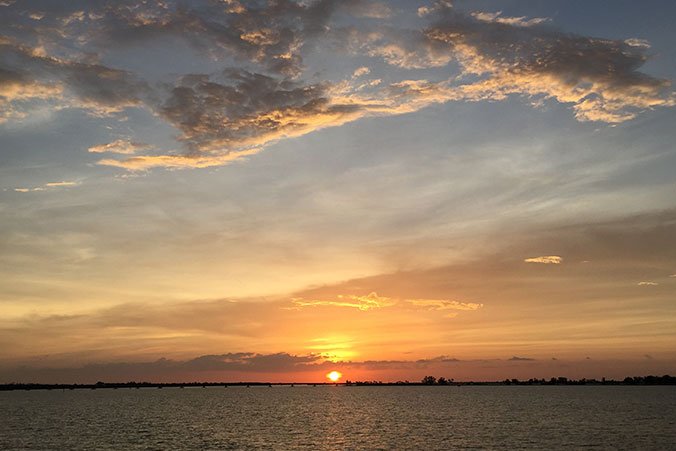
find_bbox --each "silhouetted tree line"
[421,376,455,385]
[2,375,675,390]
[501,375,676,385]
[346,374,676,386]
[0,381,332,391]
[622,375,676,385]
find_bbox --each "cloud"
[96,1,307,77]
[0,66,64,122]
[0,68,63,101]
[96,69,374,170]
[88,139,152,155]
[470,11,550,27]
[290,292,396,311]
[158,70,362,152]
[181,352,324,372]
[405,298,483,311]
[44,181,78,187]
[637,281,658,286]
[1,0,674,173]
[422,8,674,123]
[0,352,481,383]
[366,28,454,69]
[0,34,148,118]
[417,1,453,18]
[90,0,386,78]
[289,292,482,313]
[96,147,263,170]
[524,256,562,264]
[12,352,658,384]
[14,181,79,192]
[625,38,650,48]
[352,66,370,77]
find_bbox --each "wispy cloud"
[97,147,263,170]
[470,11,550,27]
[524,256,562,264]
[14,181,78,192]
[289,292,396,311]
[637,281,658,286]
[88,139,152,155]
[289,292,483,314]
[405,298,482,311]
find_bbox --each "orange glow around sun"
[327,371,342,382]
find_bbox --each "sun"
[327,371,342,382]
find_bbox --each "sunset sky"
[1,0,675,383]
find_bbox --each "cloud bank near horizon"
[2,350,672,384]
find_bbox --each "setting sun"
[327,371,342,382]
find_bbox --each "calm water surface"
[1,386,675,450]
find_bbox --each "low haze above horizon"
[1,0,675,383]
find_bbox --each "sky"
[1,0,675,384]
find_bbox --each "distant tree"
[437,377,447,385]
[421,375,437,385]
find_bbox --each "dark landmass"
[1,375,675,391]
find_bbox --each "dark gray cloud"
[159,69,359,152]
[419,4,674,122]
[3,351,666,384]
[88,0,383,77]
[0,34,147,115]
[0,352,471,383]
[183,352,323,372]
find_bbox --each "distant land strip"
[2,375,675,391]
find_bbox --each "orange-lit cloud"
[289,292,482,314]
[524,256,563,264]
[405,299,483,311]
[290,292,395,311]
[637,281,658,286]
[96,147,263,170]
[88,139,152,155]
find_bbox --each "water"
[1,386,675,450]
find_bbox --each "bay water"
[2,385,675,449]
